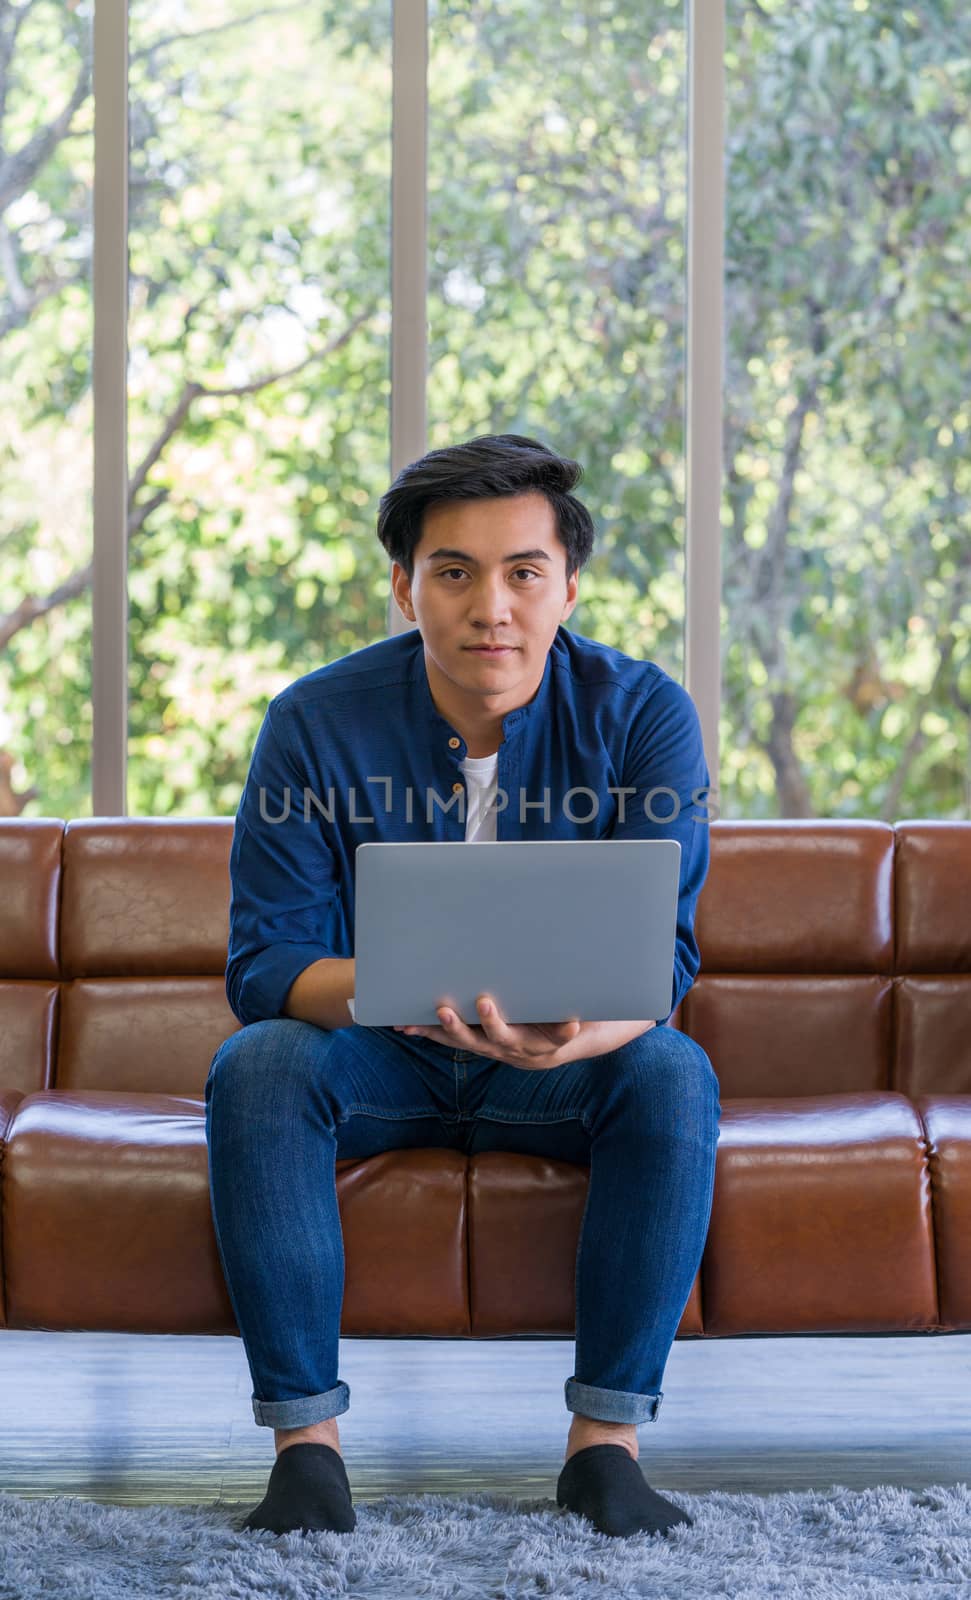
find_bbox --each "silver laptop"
[350,839,681,1028]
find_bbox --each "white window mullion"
[92,0,129,815]
[387,0,428,639]
[685,0,726,790]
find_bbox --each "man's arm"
[283,956,356,1030]
[608,673,712,1022]
[226,698,347,1028]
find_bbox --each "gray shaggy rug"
[0,1481,969,1598]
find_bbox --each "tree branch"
[127,302,372,509]
[0,245,87,336]
[0,0,45,134]
[0,48,91,214]
[0,304,377,654]
[743,304,827,813]
[128,3,314,68]
[880,628,959,821]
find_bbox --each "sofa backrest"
[687,820,970,1100]
[0,818,968,1101]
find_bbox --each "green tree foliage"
[0,0,967,820]
[723,0,970,815]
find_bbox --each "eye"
[437,567,540,581]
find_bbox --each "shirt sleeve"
[225,698,343,1027]
[608,675,712,1022]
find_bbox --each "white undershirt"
[461,750,499,842]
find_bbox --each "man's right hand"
[394,992,655,1069]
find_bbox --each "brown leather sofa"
[1,817,968,1342]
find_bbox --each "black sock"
[242,1442,356,1535]
[556,1443,693,1539]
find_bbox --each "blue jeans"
[204,1018,721,1432]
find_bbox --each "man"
[205,433,722,1541]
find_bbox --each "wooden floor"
[1,1329,968,1509]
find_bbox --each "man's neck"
[459,727,503,759]
[421,651,511,757]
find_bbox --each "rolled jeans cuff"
[565,1377,663,1425]
[252,1381,350,1429]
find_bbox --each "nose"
[467,576,513,625]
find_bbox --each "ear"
[561,570,579,621]
[391,562,415,619]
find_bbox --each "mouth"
[465,646,518,655]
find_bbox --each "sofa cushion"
[1,1091,469,1337]
[0,821,62,1098]
[916,1095,971,1328]
[895,978,971,1097]
[56,977,236,1096]
[0,1087,26,1329]
[0,820,61,981]
[60,818,232,981]
[701,1093,939,1335]
[695,820,894,972]
[895,823,971,972]
[684,975,893,1096]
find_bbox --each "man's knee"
[206,1016,329,1095]
[611,1025,721,1120]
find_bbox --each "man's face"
[390,492,579,709]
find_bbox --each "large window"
[1,0,967,822]
[722,0,971,818]
[427,0,687,681]
[126,0,391,814]
[0,3,93,820]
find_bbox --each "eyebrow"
[424,547,552,566]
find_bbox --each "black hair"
[376,433,597,583]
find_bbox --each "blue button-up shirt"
[226,623,712,1029]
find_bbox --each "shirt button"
[452,782,463,794]
[448,737,461,749]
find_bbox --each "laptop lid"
[351,839,681,1028]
